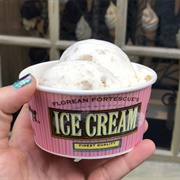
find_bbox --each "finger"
[9,104,34,148]
[88,139,155,180]
[0,74,36,114]
[0,110,13,148]
[0,74,36,148]
[12,104,32,135]
[144,120,148,132]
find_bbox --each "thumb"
[0,74,36,114]
[0,74,36,148]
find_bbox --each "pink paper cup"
[20,61,157,159]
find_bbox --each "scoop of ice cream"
[60,39,140,87]
[75,16,92,40]
[141,3,159,31]
[39,61,122,90]
[105,1,117,29]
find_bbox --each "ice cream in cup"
[19,39,157,160]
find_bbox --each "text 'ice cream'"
[39,39,152,90]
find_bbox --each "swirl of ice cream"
[141,3,159,31]
[105,1,117,29]
[75,16,92,40]
[39,61,122,90]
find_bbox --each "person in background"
[0,74,155,179]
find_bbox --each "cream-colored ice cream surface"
[39,39,153,90]
[39,61,122,90]
[59,39,152,87]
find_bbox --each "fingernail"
[13,73,32,89]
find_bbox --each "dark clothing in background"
[155,0,180,48]
[60,0,115,42]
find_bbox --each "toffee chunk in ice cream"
[39,39,152,90]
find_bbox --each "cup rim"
[20,60,157,95]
